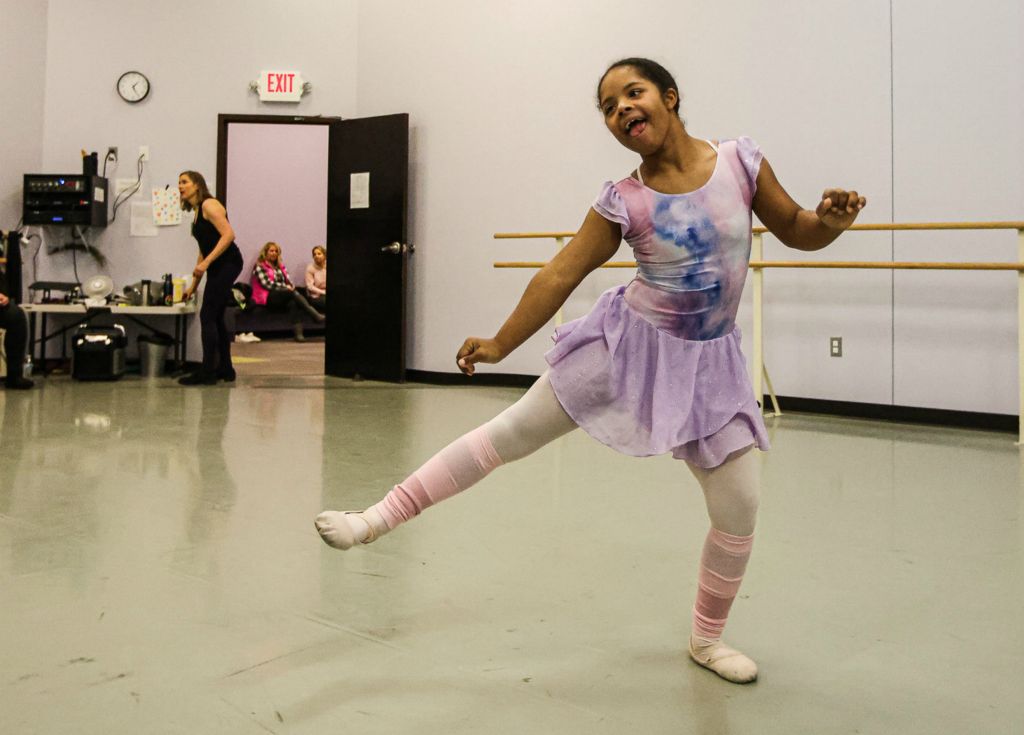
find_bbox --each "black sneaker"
[216,367,237,382]
[4,376,35,390]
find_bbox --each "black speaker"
[23,175,108,227]
[72,325,126,381]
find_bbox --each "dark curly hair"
[597,57,681,115]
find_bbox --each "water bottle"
[23,354,33,378]
[163,273,173,306]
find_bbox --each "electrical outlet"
[830,337,843,357]
[108,146,118,160]
[138,145,149,162]
[115,178,136,196]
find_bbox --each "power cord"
[102,147,118,178]
[110,153,145,223]
[28,231,42,284]
[70,225,84,285]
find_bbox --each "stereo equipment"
[23,174,108,226]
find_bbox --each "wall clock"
[116,71,150,103]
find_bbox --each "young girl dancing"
[316,57,865,684]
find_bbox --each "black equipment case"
[72,325,126,380]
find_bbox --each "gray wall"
[358,0,1023,414]
[0,0,48,229]
[25,0,358,355]
[4,0,1021,414]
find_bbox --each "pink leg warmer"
[692,527,754,640]
[372,426,505,529]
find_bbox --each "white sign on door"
[350,172,370,209]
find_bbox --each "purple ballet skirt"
[542,138,771,468]
[544,286,769,468]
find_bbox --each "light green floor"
[1,376,1021,734]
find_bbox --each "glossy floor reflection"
[1,377,1022,734]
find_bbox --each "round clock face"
[117,71,150,103]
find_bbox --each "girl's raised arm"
[752,159,866,252]
[457,208,622,375]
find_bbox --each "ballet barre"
[493,221,1024,443]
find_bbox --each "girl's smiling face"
[598,66,679,156]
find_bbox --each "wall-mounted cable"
[110,153,145,223]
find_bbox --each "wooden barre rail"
[494,261,1024,271]
[493,222,1024,444]
[494,222,1024,239]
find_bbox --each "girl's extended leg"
[315,372,577,549]
[686,445,761,683]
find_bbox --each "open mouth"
[626,117,647,138]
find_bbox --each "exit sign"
[258,70,305,102]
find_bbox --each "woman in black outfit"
[0,267,33,389]
[178,171,244,385]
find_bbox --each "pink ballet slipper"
[314,510,386,550]
[688,635,758,684]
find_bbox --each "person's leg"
[686,446,761,683]
[292,290,326,322]
[1,304,33,388]
[315,372,577,549]
[263,290,303,340]
[265,289,292,312]
[179,294,219,384]
[206,265,239,379]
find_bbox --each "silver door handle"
[381,242,415,255]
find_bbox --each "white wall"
[30,0,358,353]
[0,0,48,233]
[890,1,1023,414]
[357,0,1022,415]
[357,0,896,380]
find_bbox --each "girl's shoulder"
[611,173,642,189]
[718,136,761,157]
[715,137,763,199]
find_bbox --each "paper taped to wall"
[152,187,182,226]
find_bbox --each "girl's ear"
[663,87,679,111]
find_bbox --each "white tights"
[482,371,578,461]
[351,370,760,542]
[317,371,762,681]
[686,446,761,536]
[492,372,762,539]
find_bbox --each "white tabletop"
[22,302,197,315]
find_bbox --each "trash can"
[138,332,174,378]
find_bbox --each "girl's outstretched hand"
[456,337,504,376]
[816,188,866,230]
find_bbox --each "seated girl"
[305,245,327,314]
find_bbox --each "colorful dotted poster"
[152,187,182,226]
